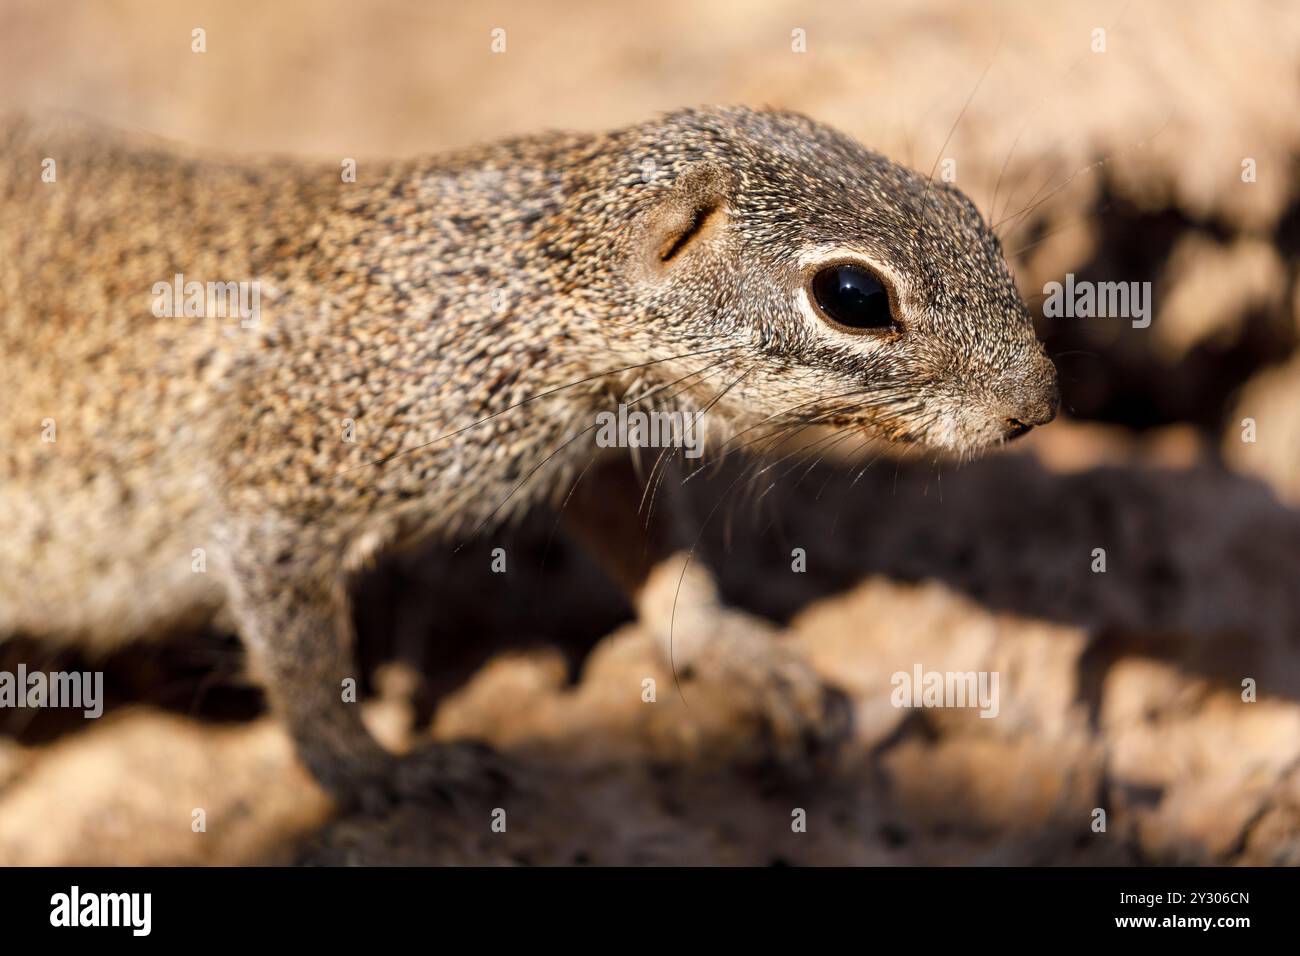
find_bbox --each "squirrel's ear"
[631,162,731,277]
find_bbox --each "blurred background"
[1,0,1298,864]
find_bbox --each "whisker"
[451,423,599,553]
[337,344,740,476]
[993,113,1172,236]
[1008,201,1111,258]
[538,455,598,577]
[917,34,1001,238]
[991,0,1137,230]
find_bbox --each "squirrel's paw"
[682,618,853,770]
[345,740,513,816]
[638,554,852,769]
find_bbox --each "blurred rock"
[0,711,329,865]
[1156,235,1288,361]
[1225,353,1300,508]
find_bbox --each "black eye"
[810,263,897,331]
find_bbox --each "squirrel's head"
[597,106,1058,458]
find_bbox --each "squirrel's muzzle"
[1003,356,1059,439]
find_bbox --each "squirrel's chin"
[915,429,1035,463]
[898,427,1002,462]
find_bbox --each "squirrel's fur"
[0,107,1056,799]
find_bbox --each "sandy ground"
[1,0,1298,864]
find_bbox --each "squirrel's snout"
[998,358,1059,441]
[1003,359,1060,438]
[1018,384,1060,427]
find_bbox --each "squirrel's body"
[1,108,1057,800]
[1,116,274,646]
[1,117,610,648]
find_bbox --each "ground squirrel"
[0,106,1057,804]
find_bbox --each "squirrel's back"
[0,114,600,647]
[0,115,328,646]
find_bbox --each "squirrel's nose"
[1016,384,1059,428]
[1003,358,1059,438]
[1031,358,1061,424]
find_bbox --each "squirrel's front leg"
[218,517,394,803]
[564,454,851,764]
[219,513,510,811]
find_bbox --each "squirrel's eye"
[810,263,896,332]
